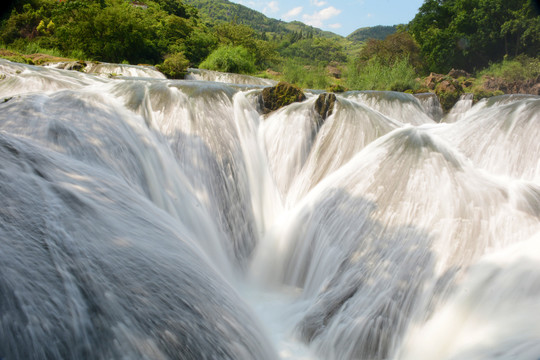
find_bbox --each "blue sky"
[231,0,425,37]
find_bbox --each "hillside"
[183,0,340,38]
[347,25,397,42]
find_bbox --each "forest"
[1,0,539,95]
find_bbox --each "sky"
[230,0,426,37]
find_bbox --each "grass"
[476,55,540,82]
[345,56,419,92]
[0,42,74,65]
[280,60,331,90]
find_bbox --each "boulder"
[259,81,306,114]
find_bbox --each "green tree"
[357,32,424,72]
[157,51,190,78]
[408,0,540,73]
[199,44,256,74]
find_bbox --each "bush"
[157,52,190,79]
[281,60,331,89]
[477,55,540,82]
[199,45,256,74]
[345,56,418,92]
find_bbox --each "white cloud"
[310,0,327,6]
[283,6,303,20]
[328,23,342,29]
[302,6,342,28]
[264,1,279,13]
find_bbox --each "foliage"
[199,45,256,74]
[157,51,190,78]
[183,0,339,39]
[280,59,331,90]
[477,55,540,81]
[357,32,424,73]
[279,37,346,64]
[408,0,540,73]
[346,56,419,92]
[213,22,279,69]
[0,0,215,65]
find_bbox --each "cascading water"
[1,58,539,360]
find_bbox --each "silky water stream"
[1,59,540,359]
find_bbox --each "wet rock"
[65,60,87,72]
[314,92,336,127]
[259,81,306,114]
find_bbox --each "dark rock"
[314,93,336,127]
[447,68,472,79]
[65,60,87,72]
[259,81,306,114]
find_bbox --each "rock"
[424,72,445,90]
[447,68,472,79]
[314,93,336,127]
[327,84,346,93]
[435,78,464,112]
[66,60,87,72]
[259,81,306,114]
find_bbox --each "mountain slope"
[347,25,397,42]
[184,0,341,38]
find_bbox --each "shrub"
[157,52,190,79]
[345,56,418,92]
[281,60,331,89]
[199,45,256,74]
[477,55,540,82]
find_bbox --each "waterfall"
[186,68,277,86]
[443,93,474,123]
[1,58,539,360]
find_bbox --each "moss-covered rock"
[327,84,347,93]
[314,92,336,127]
[259,81,306,114]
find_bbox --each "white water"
[1,58,540,360]
[186,68,277,86]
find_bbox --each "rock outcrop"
[259,81,306,114]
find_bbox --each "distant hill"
[183,0,341,38]
[347,25,398,42]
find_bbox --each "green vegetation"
[477,55,540,82]
[280,60,331,90]
[346,56,418,92]
[199,45,255,74]
[408,0,540,73]
[347,25,397,42]
[156,51,190,78]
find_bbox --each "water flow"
[1,59,540,360]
